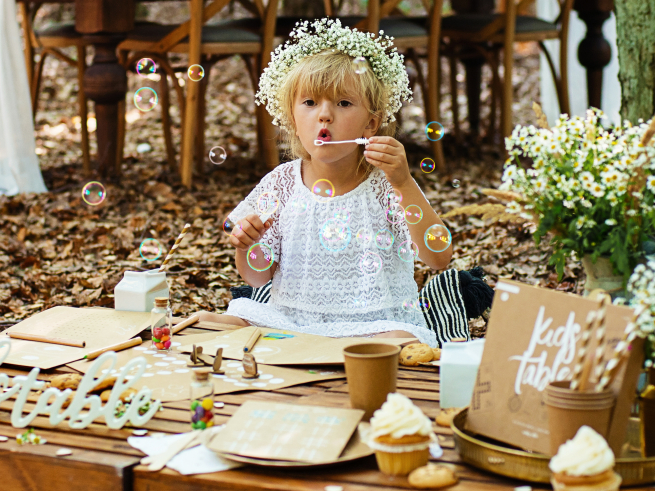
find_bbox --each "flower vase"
[581,255,626,301]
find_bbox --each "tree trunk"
[614,0,655,123]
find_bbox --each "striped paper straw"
[570,310,597,391]
[591,297,611,383]
[159,223,190,271]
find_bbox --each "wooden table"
[0,320,651,491]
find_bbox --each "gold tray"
[452,409,655,486]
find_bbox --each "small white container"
[440,338,486,409]
[114,270,169,312]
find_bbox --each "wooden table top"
[0,320,650,491]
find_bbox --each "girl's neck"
[301,153,369,197]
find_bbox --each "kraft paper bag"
[441,338,485,409]
[465,280,643,455]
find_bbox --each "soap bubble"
[289,198,308,215]
[353,295,368,309]
[136,58,156,77]
[397,240,419,262]
[355,228,373,246]
[375,230,394,250]
[320,219,351,252]
[311,179,335,203]
[425,121,445,141]
[385,203,405,224]
[402,298,417,312]
[425,224,452,252]
[420,157,435,173]
[188,64,205,82]
[333,207,351,223]
[386,189,402,205]
[415,298,431,313]
[352,56,368,74]
[404,205,423,225]
[81,181,106,206]
[452,179,460,188]
[359,251,383,276]
[257,192,280,216]
[140,238,163,261]
[209,146,227,165]
[222,216,240,236]
[247,243,274,272]
[134,87,158,112]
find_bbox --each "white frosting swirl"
[370,392,432,439]
[549,426,615,476]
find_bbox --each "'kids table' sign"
[0,338,160,429]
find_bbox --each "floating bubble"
[333,207,351,223]
[352,56,368,75]
[188,64,205,82]
[425,224,452,252]
[404,205,423,225]
[247,243,274,272]
[257,192,280,216]
[134,87,158,112]
[289,198,308,215]
[209,146,227,165]
[222,216,240,236]
[359,251,383,276]
[139,238,163,262]
[386,189,402,205]
[415,298,431,313]
[136,58,156,77]
[402,298,417,312]
[375,230,394,250]
[355,228,373,246]
[81,181,106,206]
[385,203,405,224]
[311,179,335,203]
[425,121,445,141]
[320,219,351,252]
[452,179,460,188]
[397,240,419,262]
[353,295,368,309]
[420,157,435,173]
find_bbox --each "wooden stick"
[569,310,596,391]
[8,332,85,348]
[159,223,190,271]
[243,327,262,353]
[83,337,143,360]
[172,315,199,334]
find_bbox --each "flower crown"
[255,18,412,129]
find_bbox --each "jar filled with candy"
[150,297,172,351]
[190,368,214,429]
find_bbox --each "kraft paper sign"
[178,326,413,365]
[208,400,364,463]
[68,344,345,402]
[1,307,151,369]
[466,280,643,455]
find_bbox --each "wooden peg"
[241,353,259,379]
[212,347,225,375]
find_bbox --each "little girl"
[201,19,453,347]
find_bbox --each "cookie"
[436,407,462,427]
[92,376,117,393]
[431,348,441,361]
[408,464,458,489]
[100,387,138,403]
[400,344,434,366]
[50,374,83,390]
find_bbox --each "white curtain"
[0,0,47,195]
[537,0,621,127]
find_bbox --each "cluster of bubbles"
[134,58,159,112]
[81,181,106,206]
[402,297,431,313]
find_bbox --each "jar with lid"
[190,368,214,429]
[150,296,172,351]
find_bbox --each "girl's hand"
[229,214,273,251]
[364,136,412,189]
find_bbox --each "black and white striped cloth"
[230,267,493,347]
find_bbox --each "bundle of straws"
[569,296,646,393]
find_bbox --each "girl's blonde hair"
[278,51,397,174]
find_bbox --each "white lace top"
[225,159,436,347]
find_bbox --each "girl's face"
[293,83,379,164]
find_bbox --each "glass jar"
[190,369,214,430]
[150,296,172,352]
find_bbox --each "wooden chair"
[17,1,91,173]
[440,0,574,144]
[117,0,279,187]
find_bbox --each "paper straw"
[591,296,611,383]
[578,299,609,391]
[570,310,596,391]
[159,223,190,271]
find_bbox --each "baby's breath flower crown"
[255,18,412,129]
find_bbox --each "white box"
[440,338,485,409]
[114,270,169,312]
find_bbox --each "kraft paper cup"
[343,343,400,421]
[545,381,615,456]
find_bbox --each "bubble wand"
[158,223,190,271]
[314,138,369,146]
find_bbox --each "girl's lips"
[316,128,332,142]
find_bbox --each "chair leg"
[159,72,177,173]
[194,69,209,175]
[76,46,91,174]
[448,51,461,144]
[31,51,47,120]
[500,47,515,144]
[487,48,501,142]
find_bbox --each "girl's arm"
[230,214,278,287]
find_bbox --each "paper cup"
[343,343,400,421]
[544,381,615,456]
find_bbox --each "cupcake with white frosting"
[549,425,622,491]
[368,392,435,476]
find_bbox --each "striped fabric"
[247,268,469,347]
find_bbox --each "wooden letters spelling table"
[0,316,653,491]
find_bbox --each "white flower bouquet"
[500,106,655,282]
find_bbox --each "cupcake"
[549,425,622,491]
[368,392,435,476]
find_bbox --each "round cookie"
[431,348,441,361]
[408,464,458,489]
[400,344,434,366]
[100,387,138,403]
[436,407,462,428]
[93,376,117,392]
[50,374,83,390]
